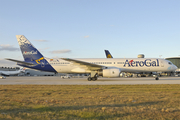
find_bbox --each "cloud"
[0,44,19,51]
[34,40,48,42]
[52,56,60,59]
[84,35,89,38]
[50,49,71,54]
[38,47,50,51]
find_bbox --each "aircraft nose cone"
[175,65,178,69]
[174,65,178,70]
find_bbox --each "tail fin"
[105,50,113,58]
[19,67,26,73]
[16,35,44,62]
[7,35,57,73]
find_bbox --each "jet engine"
[98,68,121,78]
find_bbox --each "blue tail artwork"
[14,35,57,73]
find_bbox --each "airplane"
[105,50,113,58]
[0,67,25,76]
[6,35,177,81]
[104,50,175,76]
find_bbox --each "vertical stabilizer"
[15,35,57,73]
[105,50,113,58]
[16,35,44,62]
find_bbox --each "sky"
[0,0,180,67]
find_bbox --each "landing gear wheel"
[88,77,92,81]
[92,77,97,81]
[155,77,159,80]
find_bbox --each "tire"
[88,77,92,81]
[92,77,96,81]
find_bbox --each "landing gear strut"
[87,71,98,81]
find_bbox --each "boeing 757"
[6,35,177,81]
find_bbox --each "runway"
[1,76,180,85]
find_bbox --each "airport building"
[0,67,57,76]
[0,66,82,77]
[165,57,180,72]
[0,67,20,71]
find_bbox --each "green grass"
[0,85,180,119]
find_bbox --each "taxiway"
[1,76,180,85]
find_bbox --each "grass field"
[0,85,180,120]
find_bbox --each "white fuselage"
[45,58,177,73]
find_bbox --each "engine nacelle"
[98,68,121,78]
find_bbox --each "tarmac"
[1,76,180,85]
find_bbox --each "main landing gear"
[87,71,98,81]
[87,77,98,81]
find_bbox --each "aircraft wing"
[61,58,106,70]
[5,58,35,66]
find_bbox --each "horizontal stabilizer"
[5,58,35,66]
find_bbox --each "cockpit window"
[168,62,172,65]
